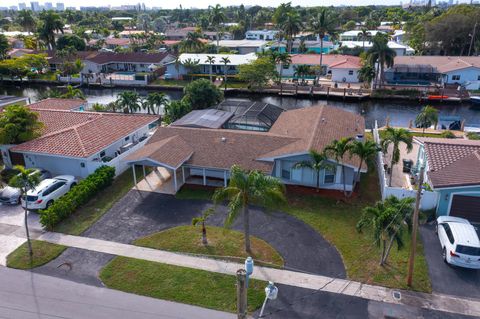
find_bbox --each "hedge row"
[40,166,115,230]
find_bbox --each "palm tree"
[349,140,379,189]
[209,4,226,52]
[179,32,205,53]
[182,58,200,80]
[38,10,64,50]
[280,11,303,53]
[174,55,182,80]
[9,166,41,258]
[308,8,336,79]
[116,91,141,114]
[220,56,230,90]
[192,208,215,245]
[294,150,331,190]
[275,52,291,94]
[381,127,413,187]
[61,85,85,99]
[324,137,353,197]
[358,28,371,50]
[357,196,414,265]
[368,33,396,89]
[415,105,439,136]
[213,165,286,252]
[146,92,168,115]
[358,63,376,87]
[205,55,216,82]
[294,65,312,84]
[17,10,36,33]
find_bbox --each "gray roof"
[170,109,234,129]
[0,95,28,108]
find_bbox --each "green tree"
[179,32,205,53]
[368,33,396,89]
[145,92,168,115]
[358,63,375,87]
[0,35,8,60]
[182,58,201,80]
[357,196,414,265]
[220,56,231,90]
[349,140,379,189]
[209,4,226,51]
[61,85,85,99]
[183,78,223,109]
[415,105,439,136]
[293,64,311,84]
[280,11,303,53]
[381,127,413,187]
[17,10,37,33]
[238,57,277,89]
[56,34,86,51]
[309,8,336,78]
[205,55,216,82]
[324,137,353,197]
[116,91,141,114]
[38,10,64,50]
[0,105,43,144]
[192,208,215,245]
[274,52,291,94]
[9,166,41,259]
[294,150,331,190]
[213,165,286,252]
[358,28,371,50]
[163,98,192,124]
[174,56,182,80]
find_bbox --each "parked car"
[436,216,480,269]
[0,169,51,205]
[21,175,77,210]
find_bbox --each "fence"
[373,121,438,210]
[58,74,148,86]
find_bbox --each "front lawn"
[175,186,215,200]
[134,225,284,267]
[7,240,66,269]
[100,256,267,313]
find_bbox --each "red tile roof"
[290,54,362,69]
[28,98,86,111]
[394,56,480,73]
[85,52,171,64]
[11,109,158,158]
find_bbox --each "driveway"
[34,189,346,285]
[0,203,41,229]
[420,224,480,298]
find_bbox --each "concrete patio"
[134,167,182,195]
[383,141,419,188]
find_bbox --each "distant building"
[215,40,268,54]
[44,2,53,10]
[245,30,279,41]
[339,41,415,56]
[10,5,19,10]
[30,1,41,11]
[339,30,384,42]
[56,2,64,11]
[18,2,27,10]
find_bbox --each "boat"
[427,95,449,100]
[470,96,480,104]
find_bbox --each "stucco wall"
[444,67,480,88]
[436,187,480,215]
[330,68,360,83]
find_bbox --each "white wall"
[444,67,480,88]
[330,68,360,83]
[23,153,85,177]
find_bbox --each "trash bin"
[403,159,413,173]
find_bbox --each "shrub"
[467,132,480,140]
[40,166,115,230]
[440,130,456,138]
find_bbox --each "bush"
[467,132,480,140]
[440,130,456,138]
[40,166,115,230]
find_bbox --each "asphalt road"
[420,224,480,298]
[0,266,235,319]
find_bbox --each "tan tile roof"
[28,98,86,111]
[394,56,480,73]
[290,54,362,69]
[416,137,480,188]
[11,110,158,158]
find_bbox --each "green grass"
[134,225,284,267]
[175,187,215,200]
[53,166,148,235]
[7,240,66,269]
[151,79,189,87]
[36,72,57,81]
[225,82,249,89]
[100,256,267,313]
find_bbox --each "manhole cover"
[392,291,401,300]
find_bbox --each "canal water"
[2,84,480,129]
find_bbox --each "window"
[452,75,461,81]
[281,169,290,180]
[441,224,455,244]
[348,70,354,75]
[456,245,480,256]
[477,75,480,81]
[100,151,106,158]
[324,168,335,184]
[125,136,130,141]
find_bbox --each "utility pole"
[236,269,247,319]
[407,165,425,287]
[468,21,477,56]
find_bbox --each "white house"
[339,30,384,41]
[215,40,268,54]
[81,52,175,74]
[165,53,257,79]
[339,41,415,56]
[245,30,279,41]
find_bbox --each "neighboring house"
[215,40,268,54]
[88,38,135,50]
[7,48,34,58]
[245,30,279,41]
[165,53,257,78]
[338,41,415,56]
[164,27,232,41]
[81,52,175,74]
[414,137,480,223]
[279,54,362,83]
[339,30,384,41]
[0,95,29,110]
[0,98,158,178]
[125,105,366,193]
[386,56,480,89]
[392,30,406,44]
[269,40,335,54]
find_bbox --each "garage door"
[450,195,480,223]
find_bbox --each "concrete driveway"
[0,203,41,229]
[420,224,480,298]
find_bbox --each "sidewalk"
[16,229,479,318]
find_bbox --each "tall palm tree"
[324,137,353,197]
[368,33,396,89]
[294,150,331,190]
[192,208,214,245]
[116,91,141,114]
[146,92,168,115]
[174,56,182,80]
[357,196,414,265]
[280,11,303,53]
[209,4,226,52]
[308,8,336,79]
[220,56,230,90]
[275,52,291,94]
[381,127,413,187]
[205,55,216,82]
[358,28,371,50]
[38,10,64,50]
[17,10,37,33]
[349,140,379,189]
[415,105,439,136]
[182,58,200,80]
[61,85,85,99]
[9,166,41,258]
[213,165,286,252]
[179,32,204,53]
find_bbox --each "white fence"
[373,121,438,210]
[58,74,148,86]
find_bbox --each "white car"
[0,169,51,205]
[436,216,480,269]
[21,175,77,210]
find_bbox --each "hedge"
[40,166,115,230]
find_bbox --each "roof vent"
[221,137,227,142]
[321,118,326,123]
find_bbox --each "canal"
[2,84,480,129]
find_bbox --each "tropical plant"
[182,58,201,79]
[9,165,41,258]
[205,55,216,82]
[0,35,8,60]
[381,127,413,187]
[192,208,215,245]
[294,150,331,190]
[324,137,354,197]
[358,28,372,50]
[174,56,182,80]
[183,78,223,109]
[179,32,205,53]
[238,57,278,89]
[280,11,303,53]
[367,33,396,88]
[357,196,415,265]
[145,92,168,115]
[358,63,376,87]
[349,140,379,189]
[61,85,85,99]
[308,8,337,78]
[163,98,192,124]
[209,4,226,51]
[0,105,43,144]
[415,105,438,136]
[56,34,86,51]
[274,52,291,94]
[38,10,64,50]
[220,56,231,90]
[116,91,141,114]
[213,165,286,252]
[17,10,37,33]
[293,64,312,84]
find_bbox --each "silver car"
[0,169,51,205]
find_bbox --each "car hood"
[0,186,21,197]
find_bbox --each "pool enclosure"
[384,64,443,85]
[217,100,285,131]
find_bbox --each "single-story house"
[414,137,480,222]
[214,40,268,54]
[387,56,480,89]
[245,30,279,41]
[0,95,29,110]
[125,105,366,193]
[269,40,335,54]
[165,53,257,79]
[339,30,384,42]
[338,41,415,56]
[0,98,159,178]
[81,52,175,74]
[279,54,362,83]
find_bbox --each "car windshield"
[456,245,480,256]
